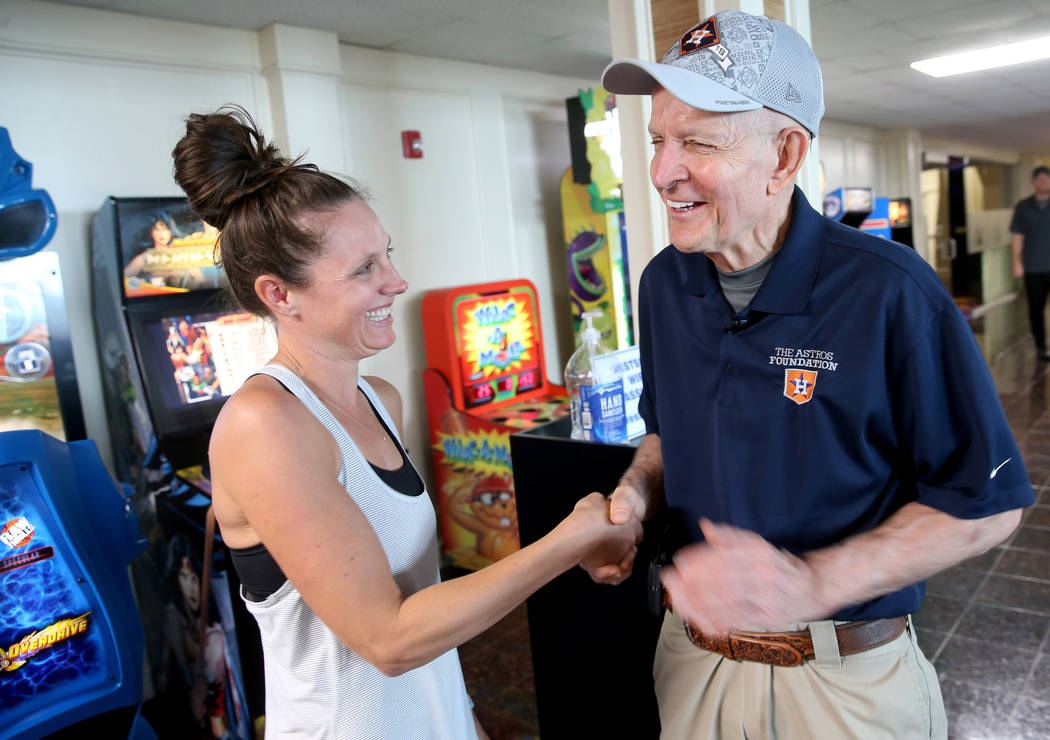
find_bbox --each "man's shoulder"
[1013,195,1035,212]
[821,219,951,309]
[640,244,690,281]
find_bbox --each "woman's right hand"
[565,492,643,581]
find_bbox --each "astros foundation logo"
[783,369,817,405]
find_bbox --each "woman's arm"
[210,383,640,677]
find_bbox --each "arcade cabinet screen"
[889,199,911,228]
[1,257,74,440]
[117,200,227,299]
[131,308,277,439]
[453,288,543,408]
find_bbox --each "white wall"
[0,0,593,483]
[0,0,272,472]
[336,45,587,481]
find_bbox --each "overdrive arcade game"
[422,279,568,571]
[0,432,156,740]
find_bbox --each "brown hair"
[171,105,361,315]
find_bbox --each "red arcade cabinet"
[422,279,569,570]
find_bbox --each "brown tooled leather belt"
[664,594,908,667]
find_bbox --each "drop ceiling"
[40,0,1050,152]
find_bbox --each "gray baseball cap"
[602,10,824,137]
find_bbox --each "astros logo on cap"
[679,18,720,56]
[784,368,817,405]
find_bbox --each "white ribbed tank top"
[243,364,477,739]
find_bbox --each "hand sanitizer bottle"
[564,311,613,440]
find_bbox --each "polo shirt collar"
[681,186,823,315]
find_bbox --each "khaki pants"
[653,611,947,739]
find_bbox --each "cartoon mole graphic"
[448,473,519,561]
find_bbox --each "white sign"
[592,345,645,441]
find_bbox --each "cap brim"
[602,58,762,114]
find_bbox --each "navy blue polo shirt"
[638,188,1034,620]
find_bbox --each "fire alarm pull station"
[401,130,423,159]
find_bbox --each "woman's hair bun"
[172,104,294,229]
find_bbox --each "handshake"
[571,485,824,636]
[571,485,649,585]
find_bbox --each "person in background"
[584,10,1032,739]
[171,105,640,739]
[1011,164,1050,361]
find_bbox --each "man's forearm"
[1012,233,1024,266]
[805,502,1022,617]
[618,433,665,520]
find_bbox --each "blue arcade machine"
[0,432,155,740]
[823,185,874,228]
[0,127,155,739]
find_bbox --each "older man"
[586,10,1033,739]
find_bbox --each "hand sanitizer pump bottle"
[564,311,611,440]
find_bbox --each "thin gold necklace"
[314,386,388,443]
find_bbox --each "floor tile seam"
[943,677,1026,730]
[974,567,1050,616]
[985,569,1050,586]
[1014,645,1047,712]
[1005,682,1029,726]
[962,554,999,611]
[932,580,984,663]
[938,625,1043,658]
[992,545,1050,561]
[971,598,1050,618]
[970,587,1050,608]
[944,667,1037,697]
[960,601,1050,620]
[1036,619,1050,656]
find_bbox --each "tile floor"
[914,340,1050,740]
[454,339,1050,740]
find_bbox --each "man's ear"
[254,274,296,317]
[768,127,810,195]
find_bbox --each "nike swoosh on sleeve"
[990,458,1013,479]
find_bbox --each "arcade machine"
[859,197,892,240]
[0,432,156,740]
[826,188,915,249]
[889,198,914,248]
[0,127,155,739]
[421,278,569,570]
[0,128,83,445]
[92,197,275,738]
[562,86,633,350]
[823,186,874,228]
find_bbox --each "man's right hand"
[1013,260,1025,279]
[580,484,647,584]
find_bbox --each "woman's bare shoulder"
[362,375,403,425]
[210,375,336,489]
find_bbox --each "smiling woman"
[169,105,642,739]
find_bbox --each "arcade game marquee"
[422,279,569,570]
[92,196,276,738]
